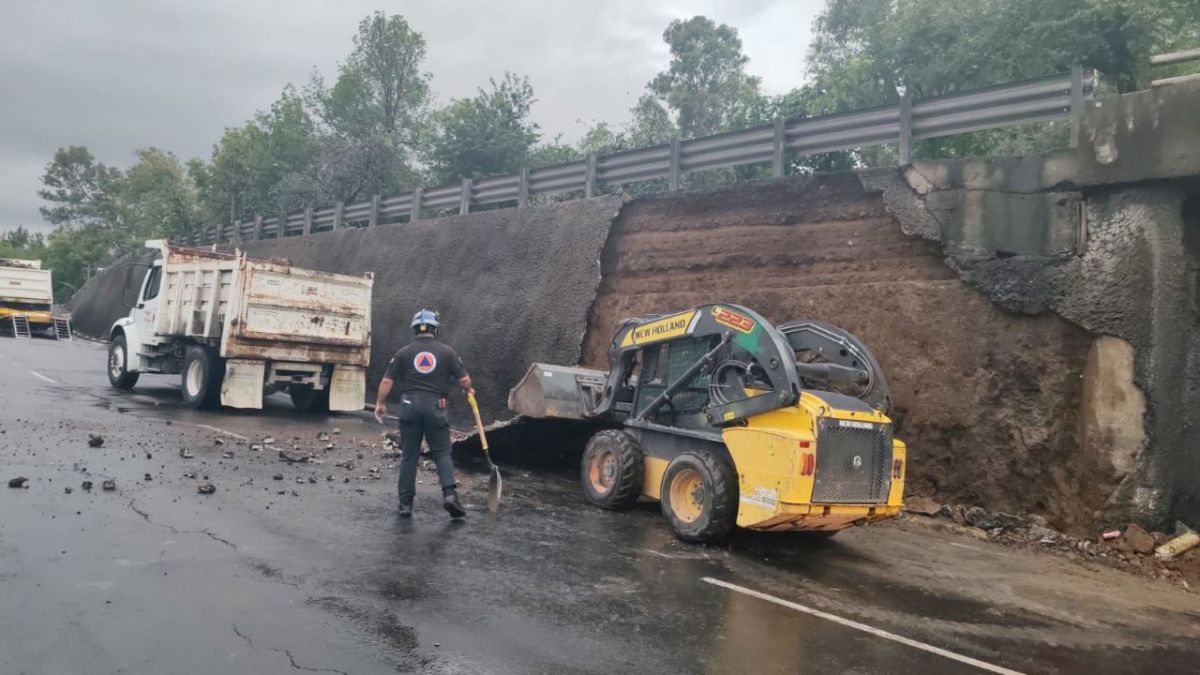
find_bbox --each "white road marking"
[702,577,1025,675]
[30,371,59,384]
[193,424,250,441]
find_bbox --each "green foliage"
[37,146,123,229]
[647,16,762,139]
[307,11,430,142]
[119,148,203,245]
[424,73,540,183]
[0,227,46,261]
[806,0,1200,161]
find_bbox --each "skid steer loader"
[508,303,905,543]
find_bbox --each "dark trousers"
[396,390,457,505]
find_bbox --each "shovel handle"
[466,392,489,452]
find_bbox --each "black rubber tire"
[181,345,223,409]
[660,451,738,543]
[580,429,643,509]
[289,384,330,413]
[107,334,139,390]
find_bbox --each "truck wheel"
[660,451,738,543]
[107,334,139,390]
[181,345,223,409]
[289,385,330,413]
[581,429,643,509]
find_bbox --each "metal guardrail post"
[460,178,472,215]
[669,138,681,191]
[585,154,597,198]
[898,92,913,165]
[277,214,286,238]
[333,201,345,229]
[368,195,379,227]
[303,207,313,236]
[518,169,530,207]
[411,188,423,222]
[253,216,263,240]
[212,223,222,244]
[772,119,786,177]
[1069,65,1084,149]
[233,220,242,245]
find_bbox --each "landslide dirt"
[583,174,1104,532]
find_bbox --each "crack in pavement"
[124,497,238,550]
[232,623,253,647]
[233,624,348,675]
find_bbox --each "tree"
[424,73,540,183]
[646,16,762,139]
[119,148,202,245]
[37,146,122,229]
[805,0,1200,160]
[307,11,430,143]
[0,227,46,261]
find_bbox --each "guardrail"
[186,67,1095,245]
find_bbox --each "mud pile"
[583,175,1101,532]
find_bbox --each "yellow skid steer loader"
[509,303,905,543]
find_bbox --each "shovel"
[466,392,502,513]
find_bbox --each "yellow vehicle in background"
[0,258,69,339]
[509,303,905,543]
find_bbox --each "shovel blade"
[487,465,502,513]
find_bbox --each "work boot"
[442,491,466,519]
[398,501,413,518]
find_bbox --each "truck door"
[131,263,162,346]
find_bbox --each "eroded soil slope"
[583,174,1103,531]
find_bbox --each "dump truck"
[107,240,372,411]
[0,258,70,339]
[509,303,905,543]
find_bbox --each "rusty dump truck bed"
[152,243,372,366]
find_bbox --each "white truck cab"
[108,240,373,412]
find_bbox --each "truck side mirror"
[121,263,149,309]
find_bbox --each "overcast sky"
[0,0,823,232]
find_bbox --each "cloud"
[0,0,821,231]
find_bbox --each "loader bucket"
[507,363,607,420]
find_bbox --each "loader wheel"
[581,430,643,509]
[181,345,224,409]
[107,334,139,390]
[660,451,738,543]
[289,384,330,413]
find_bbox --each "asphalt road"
[2,337,1199,674]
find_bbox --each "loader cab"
[628,335,721,430]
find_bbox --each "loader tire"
[289,384,330,413]
[581,429,643,510]
[661,451,738,544]
[107,334,139,390]
[181,345,223,409]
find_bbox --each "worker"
[374,309,473,518]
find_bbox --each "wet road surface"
[2,338,1199,674]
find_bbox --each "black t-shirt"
[384,337,468,396]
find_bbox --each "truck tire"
[289,385,330,413]
[181,345,223,409]
[660,451,738,543]
[107,334,139,390]
[581,429,643,509]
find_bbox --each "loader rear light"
[798,440,811,449]
[892,459,903,479]
[800,453,815,476]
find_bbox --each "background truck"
[0,257,71,339]
[106,240,373,411]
